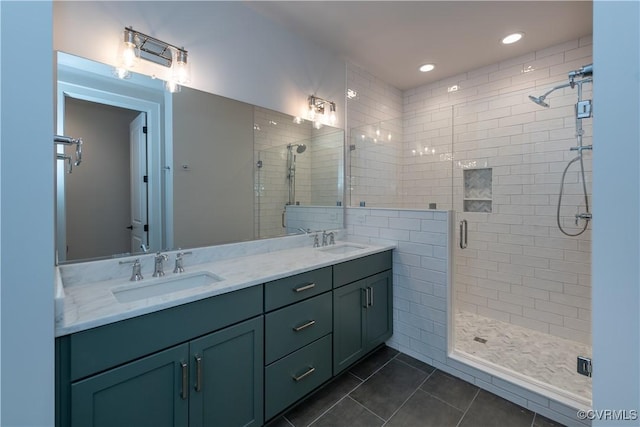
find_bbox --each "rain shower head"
[288,143,307,154]
[528,95,550,108]
[528,82,572,108]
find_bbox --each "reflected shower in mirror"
[55,52,344,263]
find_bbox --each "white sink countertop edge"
[55,241,395,337]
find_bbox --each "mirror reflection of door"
[129,112,149,253]
[63,97,148,260]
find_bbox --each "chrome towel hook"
[54,135,83,173]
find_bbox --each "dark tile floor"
[268,346,566,427]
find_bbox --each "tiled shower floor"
[455,310,592,402]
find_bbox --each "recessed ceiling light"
[419,63,435,73]
[502,32,524,45]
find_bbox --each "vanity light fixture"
[501,32,524,45]
[306,95,337,128]
[115,26,191,92]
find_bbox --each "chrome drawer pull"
[180,362,188,400]
[293,320,316,332]
[194,355,203,392]
[292,366,315,382]
[293,283,316,293]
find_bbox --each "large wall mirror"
[55,52,344,263]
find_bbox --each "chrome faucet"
[322,231,331,246]
[173,251,192,273]
[153,252,169,277]
[119,258,143,281]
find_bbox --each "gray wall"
[173,87,255,247]
[64,98,139,260]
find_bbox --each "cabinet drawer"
[265,292,332,364]
[264,267,332,311]
[333,251,392,288]
[66,285,263,381]
[265,334,332,420]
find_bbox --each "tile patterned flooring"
[268,346,566,427]
[455,311,592,402]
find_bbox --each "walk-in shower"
[287,143,307,205]
[348,62,595,409]
[528,64,593,236]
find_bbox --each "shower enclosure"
[349,68,593,407]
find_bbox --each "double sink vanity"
[55,235,395,426]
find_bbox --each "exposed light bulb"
[120,28,139,69]
[172,49,190,84]
[307,104,316,121]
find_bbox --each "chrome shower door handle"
[459,220,468,249]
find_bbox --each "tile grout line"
[455,388,481,427]
[299,372,371,427]
[380,368,436,426]
[345,395,387,424]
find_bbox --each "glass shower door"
[450,84,593,405]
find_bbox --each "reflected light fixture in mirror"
[114,26,190,93]
[305,95,337,129]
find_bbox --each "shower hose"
[557,152,590,237]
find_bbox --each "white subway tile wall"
[254,108,344,238]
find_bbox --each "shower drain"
[474,336,487,344]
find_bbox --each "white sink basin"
[318,243,367,255]
[112,272,223,303]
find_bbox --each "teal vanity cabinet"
[56,285,264,427]
[333,251,393,374]
[263,267,334,421]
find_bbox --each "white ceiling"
[247,1,593,91]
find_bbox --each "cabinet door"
[70,344,189,427]
[333,279,366,374]
[189,316,264,427]
[364,270,393,352]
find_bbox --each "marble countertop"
[55,241,395,337]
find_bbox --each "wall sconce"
[304,95,337,128]
[114,26,190,93]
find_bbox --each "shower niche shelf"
[463,168,492,213]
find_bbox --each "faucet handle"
[313,234,320,248]
[153,252,168,277]
[328,232,335,245]
[174,251,192,273]
[119,258,143,281]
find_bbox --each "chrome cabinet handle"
[181,362,188,400]
[293,283,315,293]
[293,320,316,332]
[369,286,374,307]
[194,355,202,392]
[459,220,468,249]
[292,366,315,382]
[362,288,369,308]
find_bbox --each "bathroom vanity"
[55,239,393,427]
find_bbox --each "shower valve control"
[577,356,592,377]
[576,100,592,119]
